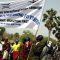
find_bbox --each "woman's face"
[25,41,29,47]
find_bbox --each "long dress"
[21,41,32,60]
[12,42,21,60]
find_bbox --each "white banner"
[0,0,45,30]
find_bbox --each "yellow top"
[12,42,21,51]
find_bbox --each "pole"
[35,0,46,37]
[27,0,46,60]
[35,24,40,37]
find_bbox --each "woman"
[12,40,21,60]
[21,37,32,60]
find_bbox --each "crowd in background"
[0,36,32,60]
[0,35,60,60]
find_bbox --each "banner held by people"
[0,0,45,30]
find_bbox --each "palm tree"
[53,16,60,41]
[43,8,57,41]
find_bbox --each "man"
[28,35,44,60]
[41,41,53,60]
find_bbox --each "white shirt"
[3,50,8,59]
[0,43,3,51]
[36,42,39,45]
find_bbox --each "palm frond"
[52,30,56,34]
[42,13,48,21]
[57,16,60,20]
[46,8,57,17]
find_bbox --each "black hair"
[36,35,43,41]
[26,37,30,42]
[22,38,26,43]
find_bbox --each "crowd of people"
[28,35,60,60]
[0,37,32,60]
[0,35,60,60]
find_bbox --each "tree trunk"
[48,30,51,41]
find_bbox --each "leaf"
[42,13,48,21]
[52,30,56,34]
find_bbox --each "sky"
[44,0,60,15]
[38,0,60,40]
[0,0,60,40]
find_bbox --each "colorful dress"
[12,42,21,60]
[21,41,32,60]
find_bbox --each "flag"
[0,0,45,30]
